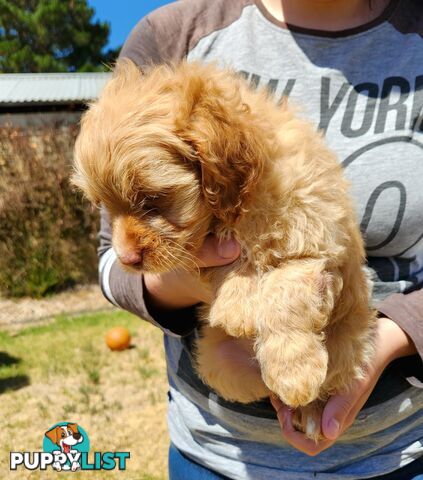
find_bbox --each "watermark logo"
[43,422,89,471]
[10,421,130,472]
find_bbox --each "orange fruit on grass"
[105,326,131,351]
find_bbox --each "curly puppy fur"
[73,59,376,441]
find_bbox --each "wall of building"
[0,110,82,127]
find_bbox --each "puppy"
[45,423,83,471]
[72,60,376,441]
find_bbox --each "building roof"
[0,72,111,106]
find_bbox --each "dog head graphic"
[45,423,83,454]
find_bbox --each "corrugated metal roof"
[0,72,111,105]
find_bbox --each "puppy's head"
[72,60,271,273]
[45,423,83,451]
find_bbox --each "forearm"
[378,317,417,366]
[377,289,423,360]
[143,272,206,310]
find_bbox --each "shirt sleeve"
[376,289,423,389]
[119,16,162,67]
[118,4,192,66]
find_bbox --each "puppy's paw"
[208,305,256,338]
[292,401,325,442]
[218,315,256,338]
[266,367,325,408]
[205,273,258,338]
[256,333,328,407]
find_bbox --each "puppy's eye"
[143,201,159,214]
[142,194,162,213]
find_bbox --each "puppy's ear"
[45,427,60,446]
[111,58,144,88]
[72,57,144,208]
[178,66,267,224]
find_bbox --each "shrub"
[0,122,99,297]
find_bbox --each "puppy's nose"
[73,432,81,440]
[119,250,143,266]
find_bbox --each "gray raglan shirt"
[97,0,423,477]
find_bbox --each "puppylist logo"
[10,422,130,472]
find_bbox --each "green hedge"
[0,123,99,298]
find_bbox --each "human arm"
[377,290,423,360]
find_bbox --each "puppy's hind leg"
[194,325,269,403]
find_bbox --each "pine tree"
[0,0,120,72]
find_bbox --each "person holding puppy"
[97,0,423,478]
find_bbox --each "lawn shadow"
[0,351,30,393]
[0,351,21,366]
[0,374,30,393]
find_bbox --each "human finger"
[270,398,334,456]
[196,235,240,267]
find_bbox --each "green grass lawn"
[0,310,168,479]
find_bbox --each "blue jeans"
[168,444,423,480]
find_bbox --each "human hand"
[143,235,240,309]
[270,317,417,456]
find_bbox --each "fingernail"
[217,239,239,259]
[327,418,340,439]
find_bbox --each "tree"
[0,0,120,72]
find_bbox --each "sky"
[88,0,174,50]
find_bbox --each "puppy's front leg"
[205,264,259,338]
[255,259,339,410]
